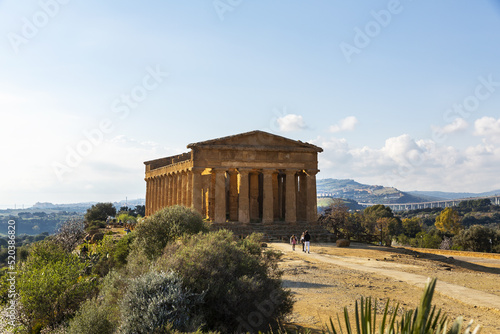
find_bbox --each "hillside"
[407,190,500,200]
[0,199,145,236]
[31,198,145,212]
[316,178,426,204]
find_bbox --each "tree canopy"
[435,207,462,234]
[84,202,116,222]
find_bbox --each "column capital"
[189,167,205,174]
[305,169,320,176]
[284,169,300,175]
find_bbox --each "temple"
[144,130,329,239]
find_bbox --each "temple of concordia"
[144,130,333,240]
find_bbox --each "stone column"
[180,171,187,206]
[159,175,165,209]
[278,173,285,219]
[186,170,192,208]
[209,172,215,220]
[305,169,319,222]
[262,169,275,224]
[152,177,158,214]
[176,172,181,206]
[297,172,307,221]
[191,167,204,214]
[285,169,297,223]
[171,173,176,206]
[163,174,168,207]
[214,168,226,223]
[167,174,173,207]
[237,168,250,223]
[145,178,151,216]
[272,172,280,220]
[157,176,162,211]
[228,170,239,221]
[249,172,260,220]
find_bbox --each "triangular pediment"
[187,130,322,152]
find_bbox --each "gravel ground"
[271,242,500,333]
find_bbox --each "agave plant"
[325,278,481,334]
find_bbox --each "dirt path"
[269,242,500,333]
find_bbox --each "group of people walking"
[289,231,311,253]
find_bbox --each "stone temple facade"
[144,130,332,240]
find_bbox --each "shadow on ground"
[282,279,335,289]
[333,242,500,275]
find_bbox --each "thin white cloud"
[432,118,468,135]
[276,114,307,132]
[329,116,358,133]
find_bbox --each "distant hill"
[30,199,145,213]
[316,178,428,205]
[406,190,500,200]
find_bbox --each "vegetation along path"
[270,242,500,333]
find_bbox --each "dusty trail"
[271,242,500,311]
[269,242,500,333]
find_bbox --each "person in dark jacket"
[303,230,311,253]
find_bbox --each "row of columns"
[145,167,203,216]
[146,167,318,224]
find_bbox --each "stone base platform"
[208,220,335,243]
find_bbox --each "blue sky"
[1,0,500,207]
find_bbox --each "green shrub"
[85,220,106,231]
[119,270,204,333]
[84,202,116,223]
[415,230,442,249]
[93,270,129,327]
[67,297,114,334]
[17,240,98,331]
[159,230,293,333]
[90,235,117,277]
[134,205,208,260]
[453,225,498,252]
[113,231,136,267]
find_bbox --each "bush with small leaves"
[134,205,208,260]
[67,297,114,334]
[453,224,499,253]
[84,202,116,224]
[113,231,136,267]
[159,230,293,333]
[17,240,98,331]
[119,270,204,333]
